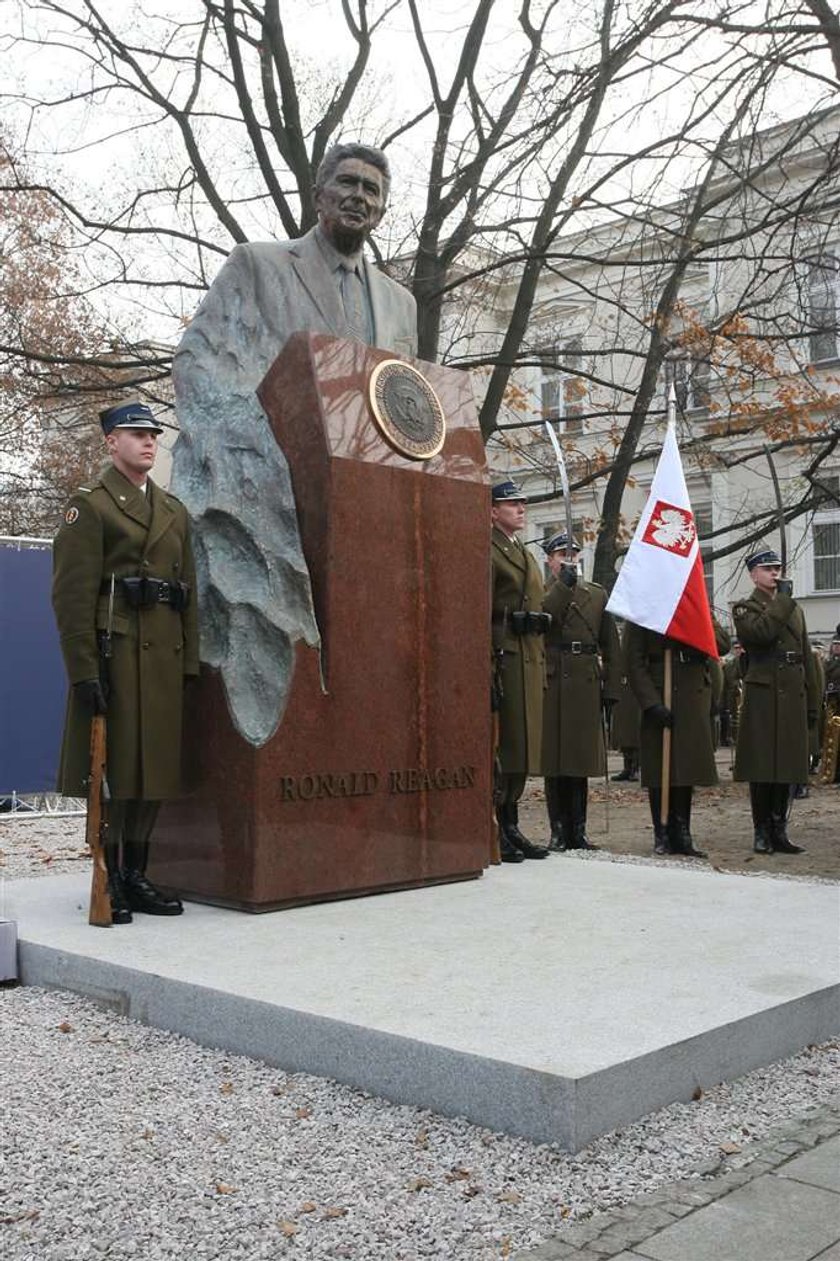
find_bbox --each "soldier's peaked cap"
[99,401,163,435]
[542,531,581,554]
[492,479,527,502]
[745,547,782,571]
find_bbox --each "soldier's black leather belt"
[493,611,552,635]
[103,576,191,611]
[557,642,598,655]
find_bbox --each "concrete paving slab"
[4,858,839,1151]
[632,1175,840,1261]
[776,1135,840,1193]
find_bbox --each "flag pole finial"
[667,382,677,431]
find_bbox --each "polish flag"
[606,421,718,658]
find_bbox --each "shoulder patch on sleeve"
[733,603,748,617]
[63,505,80,525]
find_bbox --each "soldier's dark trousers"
[611,749,639,781]
[647,788,670,854]
[749,782,774,852]
[103,843,132,925]
[544,777,565,850]
[750,782,803,854]
[110,800,184,915]
[545,777,596,851]
[495,776,546,860]
[749,783,803,853]
[648,787,705,857]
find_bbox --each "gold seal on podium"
[368,360,446,460]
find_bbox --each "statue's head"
[314,143,390,254]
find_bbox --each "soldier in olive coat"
[541,533,621,850]
[733,549,819,853]
[823,630,840,785]
[491,480,548,862]
[626,618,730,857]
[610,626,641,781]
[53,402,200,922]
[720,642,745,747]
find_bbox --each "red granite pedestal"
[151,334,491,910]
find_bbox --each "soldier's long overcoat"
[52,466,200,799]
[541,578,621,777]
[733,589,818,784]
[491,527,545,774]
[625,625,720,788]
[610,627,642,751]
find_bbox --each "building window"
[812,473,840,591]
[808,255,840,363]
[541,339,585,434]
[664,356,710,413]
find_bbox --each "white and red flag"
[606,416,718,658]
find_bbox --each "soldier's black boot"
[569,777,598,850]
[750,784,774,853]
[769,784,805,854]
[648,789,671,855]
[505,802,549,859]
[554,778,575,852]
[122,804,184,914]
[607,751,635,781]
[104,844,132,925]
[668,786,706,858]
[496,805,525,863]
[611,751,635,782]
[544,778,565,852]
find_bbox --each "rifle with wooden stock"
[86,713,112,927]
[85,575,115,927]
[490,648,504,865]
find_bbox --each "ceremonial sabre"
[545,420,610,831]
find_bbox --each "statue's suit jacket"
[177,227,417,373]
[170,227,418,746]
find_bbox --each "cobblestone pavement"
[515,1105,840,1260]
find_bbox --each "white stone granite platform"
[4,858,839,1151]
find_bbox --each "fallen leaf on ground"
[322,1206,348,1219]
[219,1082,234,1095]
[295,1105,313,1119]
[497,1189,522,1204]
[299,1202,317,1213]
[58,1021,74,1033]
[215,1183,238,1195]
[406,1177,432,1192]
[692,1086,704,1101]
[278,1220,298,1237]
[445,1166,471,1182]
[719,1141,741,1154]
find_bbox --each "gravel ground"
[2,809,839,1259]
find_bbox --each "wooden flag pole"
[660,645,673,829]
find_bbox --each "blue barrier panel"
[0,540,66,795]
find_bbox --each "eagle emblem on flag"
[642,501,696,557]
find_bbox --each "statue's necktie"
[340,262,369,342]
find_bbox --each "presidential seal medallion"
[368,360,446,461]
